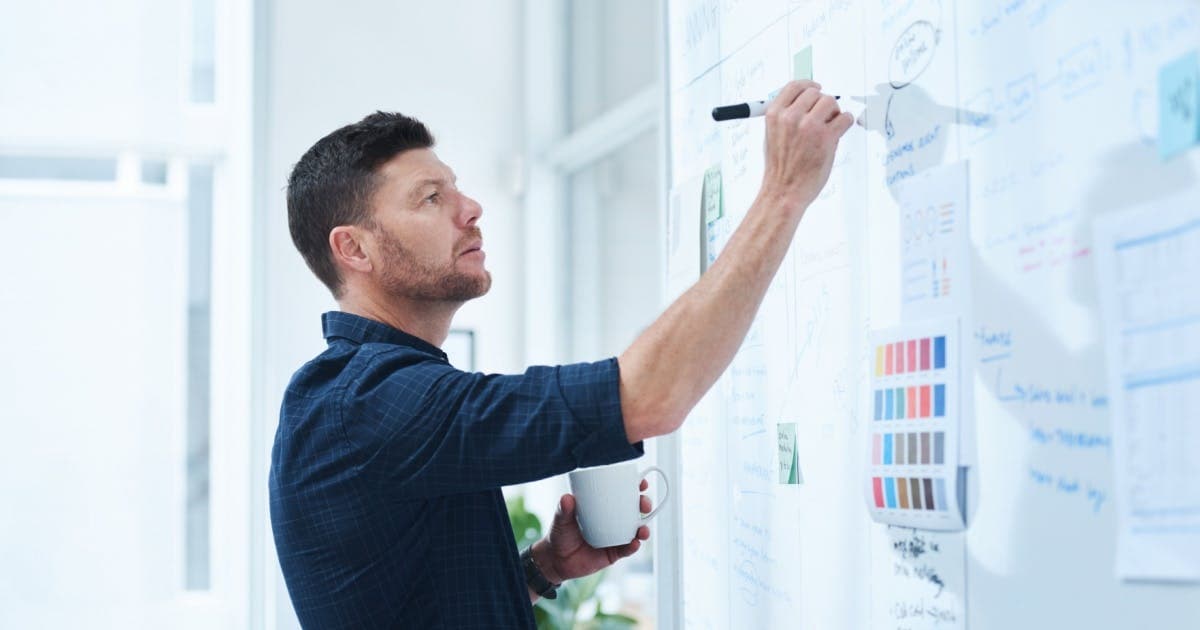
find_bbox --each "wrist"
[530,538,565,584]
[753,184,809,218]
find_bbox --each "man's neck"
[338,290,461,349]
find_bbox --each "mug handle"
[638,466,670,522]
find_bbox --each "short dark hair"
[286,111,435,297]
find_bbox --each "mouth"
[459,240,484,257]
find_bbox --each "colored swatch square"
[873,477,884,507]
[921,432,931,464]
[875,346,884,376]
[934,336,946,369]
[886,477,897,508]
[896,387,906,419]
[886,344,894,375]
[923,478,935,509]
[934,383,946,417]
[920,385,931,417]
[896,342,905,374]
[935,478,948,511]
[907,432,918,463]
[907,339,917,372]
[934,431,945,464]
[884,433,894,464]
[910,478,922,510]
[898,476,910,508]
[886,388,894,419]
[873,434,882,465]
[920,337,931,370]
[896,433,906,464]
[907,386,917,418]
[874,390,883,420]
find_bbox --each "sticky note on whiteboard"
[1159,50,1200,159]
[793,46,813,81]
[778,422,802,484]
[702,165,723,223]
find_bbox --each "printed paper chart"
[896,161,971,321]
[865,319,965,530]
[1095,189,1200,581]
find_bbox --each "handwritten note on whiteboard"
[1095,188,1200,581]
[870,527,966,630]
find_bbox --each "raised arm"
[620,80,853,442]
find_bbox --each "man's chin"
[448,270,491,301]
[471,272,493,298]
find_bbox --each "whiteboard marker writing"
[711,96,839,121]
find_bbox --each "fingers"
[614,539,641,559]
[606,527,652,564]
[790,86,823,115]
[766,80,820,114]
[640,479,649,491]
[557,494,575,519]
[833,111,855,136]
[640,494,652,514]
[811,93,841,124]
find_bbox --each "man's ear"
[329,225,374,275]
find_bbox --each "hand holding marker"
[712,94,839,121]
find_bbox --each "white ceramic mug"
[568,461,669,548]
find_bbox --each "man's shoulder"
[287,339,447,398]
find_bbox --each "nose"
[458,191,483,227]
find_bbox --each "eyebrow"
[407,175,458,201]
[410,176,451,201]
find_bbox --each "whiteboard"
[662,1,1200,628]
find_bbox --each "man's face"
[366,148,491,302]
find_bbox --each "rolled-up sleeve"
[342,352,643,497]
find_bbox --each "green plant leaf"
[585,611,639,629]
[506,495,543,549]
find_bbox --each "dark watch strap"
[520,546,560,600]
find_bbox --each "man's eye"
[425,192,440,204]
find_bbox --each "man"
[270,79,852,628]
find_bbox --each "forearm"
[617,80,850,443]
[620,189,807,442]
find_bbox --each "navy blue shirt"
[270,312,642,629]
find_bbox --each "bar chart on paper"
[866,321,964,530]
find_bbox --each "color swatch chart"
[864,321,965,530]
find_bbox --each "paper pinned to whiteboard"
[864,318,965,531]
[1094,188,1200,581]
[893,161,971,322]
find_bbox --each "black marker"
[712,96,840,121]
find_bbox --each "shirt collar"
[321,311,448,361]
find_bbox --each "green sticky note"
[793,46,813,81]
[778,423,802,484]
[1159,50,1200,159]
[702,166,723,223]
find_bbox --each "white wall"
[256,1,526,625]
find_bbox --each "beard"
[375,226,492,302]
